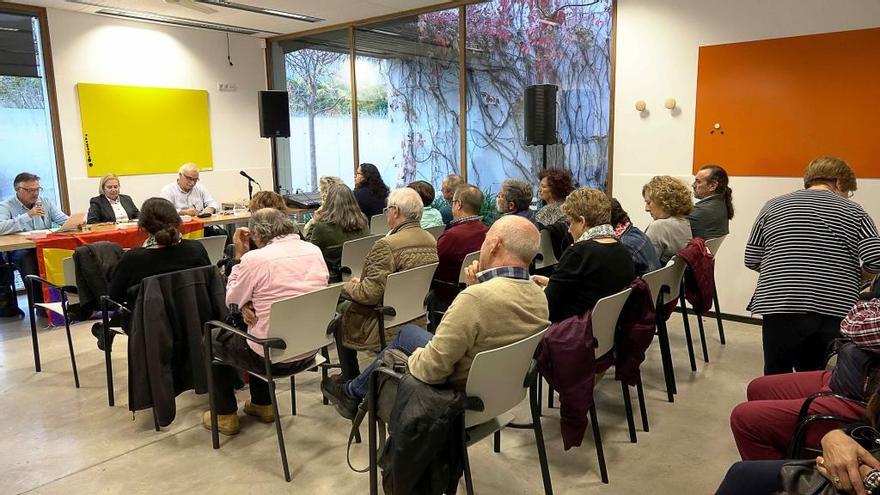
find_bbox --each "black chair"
[204,284,343,482]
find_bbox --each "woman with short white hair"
[87,174,139,223]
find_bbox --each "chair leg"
[268,378,291,482]
[104,325,115,407]
[678,287,697,372]
[589,405,608,484]
[656,320,676,402]
[636,377,649,433]
[320,347,330,405]
[290,375,297,416]
[61,306,80,388]
[204,331,220,449]
[529,381,553,495]
[493,430,501,453]
[548,384,555,409]
[621,381,636,443]
[462,422,475,495]
[537,375,544,416]
[696,312,709,363]
[714,290,726,345]
[153,408,160,432]
[26,282,41,372]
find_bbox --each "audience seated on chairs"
[496,178,535,222]
[745,157,880,376]
[642,175,694,264]
[531,188,636,323]
[305,184,370,283]
[353,163,390,219]
[535,168,575,227]
[0,172,72,309]
[432,184,488,309]
[611,198,660,276]
[438,174,464,226]
[202,208,329,436]
[688,164,734,240]
[321,215,549,418]
[301,175,342,238]
[335,188,438,381]
[408,180,444,229]
[87,174,139,224]
[94,197,210,349]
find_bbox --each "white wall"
[613,0,880,317]
[46,9,273,212]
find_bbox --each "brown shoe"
[243,400,275,423]
[202,410,241,436]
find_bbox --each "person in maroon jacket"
[432,184,489,309]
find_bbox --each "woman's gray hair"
[248,208,296,244]
[387,188,423,222]
[502,179,533,211]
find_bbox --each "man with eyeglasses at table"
[0,172,71,307]
[159,163,220,217]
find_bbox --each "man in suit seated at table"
[159,162,219,217]
[322,215,549,420]
[0,172,71,306]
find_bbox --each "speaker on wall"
[258,90,290,138]
[524,84,558,146]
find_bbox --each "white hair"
[387,188,423,222]
[178,162,199,175]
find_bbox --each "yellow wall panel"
[77,83,213,177]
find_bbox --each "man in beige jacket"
[336,187,439,380]
[323,215,550,419]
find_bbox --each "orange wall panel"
[693,27,880,178]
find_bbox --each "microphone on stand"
[240,171,260,200]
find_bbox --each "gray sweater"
[646,216,693,263]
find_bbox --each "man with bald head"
[322,215,550,419]
[160,162,219,216]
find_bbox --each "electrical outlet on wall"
[218,83,238,92]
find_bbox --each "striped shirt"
[745,188,880,318]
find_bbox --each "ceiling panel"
[10,0,456,38]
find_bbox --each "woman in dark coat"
[87,174,139,224]
[353,163,389,219]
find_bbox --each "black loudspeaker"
[258,90,290,138]
[524,84,558,146]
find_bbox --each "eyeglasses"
[17,186,42,193]
[180,174,200,183]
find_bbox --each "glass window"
[465,0,613,193]
[274,30,353,193]
[355,9,461,192]
[0,11,61,206]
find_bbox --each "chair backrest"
[340,234,383,281]
[704,235,727,257]
[370,213,389,235]
[591,287,633,357]
[383,262,439,327]
[458,251,481,285]
[642,256,687,306]
[267,284,344,362]
[464,329,548,428]
[197,235,228,265]
[426,224,445,240]
[533,229,558,270]
[62,256,76,287]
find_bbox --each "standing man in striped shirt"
[745,157,880,375]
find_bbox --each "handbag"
[778,426,880,495]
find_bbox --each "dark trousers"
[6,249,43,304]
[334,323,361,380]
[210,332,313,415]
[762,313,843,375]
[715,460,786,495]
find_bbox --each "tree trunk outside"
[307,81,318,190]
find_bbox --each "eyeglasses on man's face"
[180,174,200,183]
[17,186,42,194]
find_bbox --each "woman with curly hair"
[535,168,576,226]
[642,176,694,263]
[353,163,389,219]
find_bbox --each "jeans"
[346,324,433,400]
[715,460,786,495]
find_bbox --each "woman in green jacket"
[307,183,371,282]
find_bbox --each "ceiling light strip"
[95,8,277,35]
[195,0,323,23]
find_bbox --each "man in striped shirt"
[745,157,880,375]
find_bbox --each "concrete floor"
[0,300,761,494]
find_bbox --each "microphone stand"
[247,178,254,200]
